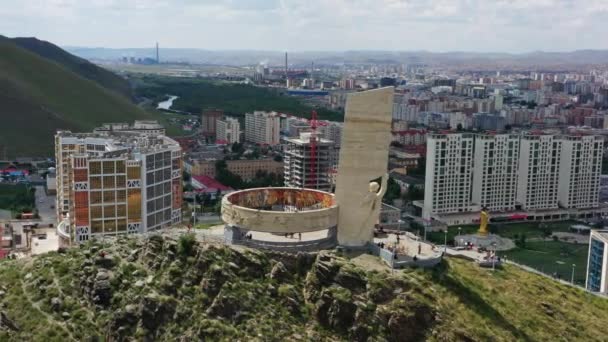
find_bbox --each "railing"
[226,225,337,252]
[56,219,70,239]
[369,243,443,269]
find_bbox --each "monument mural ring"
[221,187,338,233]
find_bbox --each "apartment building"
[284,132,335,191]
[245,111,281,145]
[558,135,603,209]
[423,133,475,218]
[318,121,344,147]
[516,135,561,210]
[55,128,182,243]
[216,117,241,144]
[185,158,283,181]
[94,121,165,136]
[472,134,520,212]
[423,132,604,222]
[202,109,223,137]
[586,230,608,294]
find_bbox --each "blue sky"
[1,0,607,52]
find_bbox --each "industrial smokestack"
[285,51,288,87]
[285,52,288,76]
[156,42,159,64]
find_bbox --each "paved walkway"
[374,231,438,257]
[30,228,59,255]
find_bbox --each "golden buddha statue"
[478,209,489,236]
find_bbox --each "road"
[34,186,56,225]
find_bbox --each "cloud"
[0,0,606,52]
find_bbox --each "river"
[157,95,179,110]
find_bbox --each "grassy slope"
[10,37,132,99]
[0,236,606,341]
[0,37,153,157]
[428,258,608,341]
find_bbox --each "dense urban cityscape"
[1,1,608,340]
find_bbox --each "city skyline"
[2,0,608,53]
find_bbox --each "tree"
[231,142,245,154]
[540,224,552,240]
[273,155,283,162]
[409,157,426,176]
[403,184,424,202]
[382,177,401,204]
[456,123,463,131]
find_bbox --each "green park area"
[503,241,589,285]
[0,184,36,215]
[133,75,343,121]
[422,220,590,284]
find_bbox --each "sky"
[1,0,608,52]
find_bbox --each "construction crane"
[309,110,318,189]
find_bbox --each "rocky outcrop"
[1,235,444,341]
[269,262,290,282]
[140,292,176,331]
[0,311,19,332]
[92,270,112,306]
[334,267,366,293]
[107,304,140,339]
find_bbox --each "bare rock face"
[0,311,19,332]
[385,300,436,342]
[140,292,176,331]
[314,288,356,333]
[269,262,290,282]
[92,270,112,307]
[206,289,243,322]
[107,304,140,339]
[50,297,62,312]
[334,268,366,293]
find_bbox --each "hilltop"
[0,234,606,341]
[10,37,133,99]
[0,36,152,158]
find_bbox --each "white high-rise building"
[216,117,241,144]
[245,111,281,145]
[424,133,604,223]
[558,135,603,209]
[516,135,561,210]
[423,133,475,219]
[318,121,343,147]
[472,134,520,211]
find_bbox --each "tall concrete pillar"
[335,87,394,247]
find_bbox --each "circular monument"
[221,188,338,248]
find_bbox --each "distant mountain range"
[64,47,608,68]
[0,36,153,158]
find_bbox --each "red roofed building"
[191,175,233,199]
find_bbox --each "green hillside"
[0,234,605,341]
[9,37,133,99]
[0,37,153,158]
